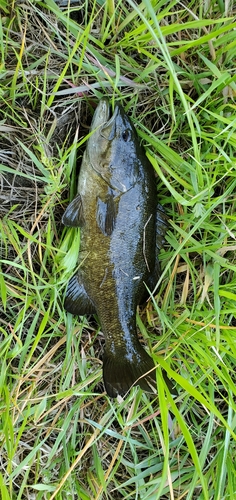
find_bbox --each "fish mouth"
[100,103,119,140]
[91,98,118,131]
[88,99,119,169]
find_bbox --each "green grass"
[0,0,236,498]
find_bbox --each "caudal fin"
[103,345,157,398]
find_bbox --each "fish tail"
[103,344,157,398]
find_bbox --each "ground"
[0,1,236,499]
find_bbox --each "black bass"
[62,98,168,398]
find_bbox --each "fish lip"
[102,104,119,129]
[90,99,119,137]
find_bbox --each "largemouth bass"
[62,98,168,398]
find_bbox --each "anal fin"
[64,274,96,315]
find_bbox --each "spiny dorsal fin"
[156,204,168,251]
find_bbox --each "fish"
[62,98,169,398]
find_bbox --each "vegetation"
[0,0,236,498]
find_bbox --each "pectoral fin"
[62,194,84,227]
[96,194,117,236]
[64,274,96,315]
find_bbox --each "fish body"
[62,98,167,397]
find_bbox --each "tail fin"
[103,345,157,398]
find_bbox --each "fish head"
[87,99,145,193]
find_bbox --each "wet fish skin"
[62,98,168,397]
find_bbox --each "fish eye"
[122,129,130,142]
